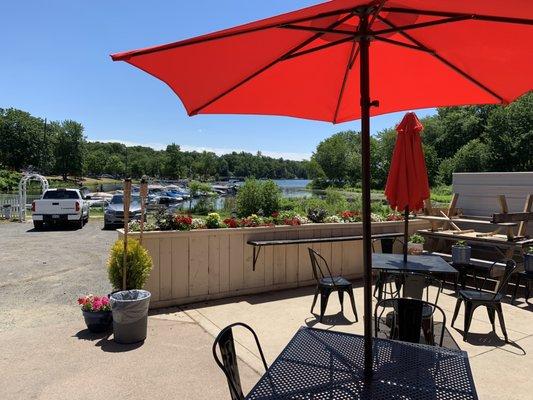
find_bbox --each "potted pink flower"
[78,294,112,333]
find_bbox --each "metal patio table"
[245,327,478,400]
[373,253,458,274]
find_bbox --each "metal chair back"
[480,259,517,300]
[212,323,268,400]
[308,248,334,283]
[375,297,447,347]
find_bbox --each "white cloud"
[92,139,311,161]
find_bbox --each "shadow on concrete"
[74,329,144,352]
[305,312,356,329]
[451,328,526,354]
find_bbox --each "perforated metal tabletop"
[245,327,477,400]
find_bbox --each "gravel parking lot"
[0,220,116,332]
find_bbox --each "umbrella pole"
[359,10,373,378]
[122,178,132,291]
[404,207,409,263]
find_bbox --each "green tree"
[54,120,85,180]
[452,139,489,173]
[104,155,125,177]
[484,92,532,172]
[313,131,361,185]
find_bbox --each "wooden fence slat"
[189,236,209,296]
[159,237,172,300]
[208,235,221,294]
[142,238,160,302]
[229,233,244,291]
[273,231,287,284]
[285,229,299,283]
[171,237,188,299]
[219,235,230,293]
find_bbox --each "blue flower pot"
[452,245,471,265]
[83,310,112,333]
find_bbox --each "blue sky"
[1,0,436,160]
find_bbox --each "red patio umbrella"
[111,0,533,375]
[385,112,429,262]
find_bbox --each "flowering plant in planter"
[386,212,403,221]
[78,295,111,312]
[175,215,193,231]
[241,214,263,227]
[223,217,241,228]
[341,210,362,223]
[191,218,206,229]
[78,295,112,333]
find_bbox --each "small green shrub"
[236,179,281,217]
[108,239,153,290]
[261,180,281,216]
[236,179,262,217]
[205,212,223,229]
[455,240,468,247]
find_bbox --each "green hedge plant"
[108,239,153,290]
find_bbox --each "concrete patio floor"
[175,282,533,400]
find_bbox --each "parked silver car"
[104,194,142,229]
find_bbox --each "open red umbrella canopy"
[384,112,429,212]
[111,0,533,123]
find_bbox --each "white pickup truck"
[31,188,90,230]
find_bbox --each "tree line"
[0,108,308,180]
[309,92,532,188]
[1,92,531,186]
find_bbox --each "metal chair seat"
[452,259,517,342]
[319,276,351,287]
[459,289,503,302]
[308,248,358,323]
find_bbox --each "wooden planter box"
[118,220,428,309]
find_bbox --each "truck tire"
[33,221,44,230]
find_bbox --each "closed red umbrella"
[111,0,533,375]
[385,112,429,261]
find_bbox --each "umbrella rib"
[112,7,359,61]
[372,36,434,53]
[284,36,357,60]
[381,7,533,26]
[332,0,388,123]
[376,15,505,103]
[333,39,359,124]
[189,13,356,116]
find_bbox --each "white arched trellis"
[19,174,49,222]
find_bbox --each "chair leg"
[338,290,344,312]
[486,306,496,332]
[451,298,462,327]
[512,275,521,304]
[463,301,475,341]
[347,286,358,322]
[310,286,319,314]
[495,303,509,342]
[319,289,331,323]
